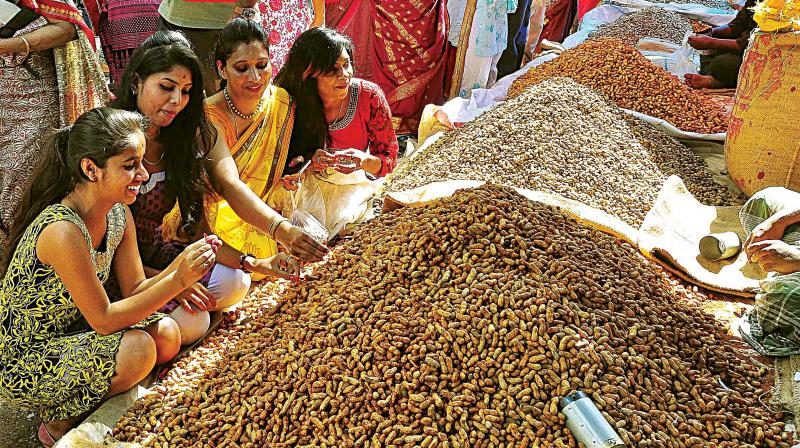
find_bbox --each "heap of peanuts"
[387,77,740,228]
[589,7,693,46]
[113,185,790,448]
[508,39,729,134]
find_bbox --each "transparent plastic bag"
[669,31,701,77]
[289,177,330,244]
[272,167,380,241]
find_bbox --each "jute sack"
[726,31,800,196]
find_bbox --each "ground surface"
[0,400,38,448]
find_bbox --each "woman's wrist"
[362,154,382,176]
[171,269,193,290]
[271,218,291,242]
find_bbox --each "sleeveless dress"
[0,203,163,420]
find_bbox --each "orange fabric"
[206,103,238,149]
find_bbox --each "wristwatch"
[234,6,257,20]
[239,253,255,273]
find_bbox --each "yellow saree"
[162,85,294,261]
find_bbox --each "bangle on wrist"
[239,252,254,273]
[268,218,289,239]
[18,36,30,59]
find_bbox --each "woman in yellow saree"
[203,18,296,264]
[162,19,321,282]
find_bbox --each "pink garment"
[259,0,314,72]
[327,79,398,177]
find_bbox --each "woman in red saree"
[0,0,108,247]
[324,0,449,134]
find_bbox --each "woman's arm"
[204,125,328,261]
[142,265,161,278]
[112,208,203,296]
[0,18,76,54]
[204,126,292,234]
[745,207,800,250]
[310,0,325,28]
[364,83,399,177]
[710,24,736,39]
[37,216,215,335]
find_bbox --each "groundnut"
[386,78,740,228]
[113,185,790,448]
[590,7,693,46]
[508,39,728,134]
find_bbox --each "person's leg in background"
[685,53,742,89]
[496,0,533,80]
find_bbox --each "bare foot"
[684,73,725,89]
[39,419,75,446]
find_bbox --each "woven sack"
[726,31,800,196]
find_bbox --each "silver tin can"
[560,392,625,448]
[699,232,742,261]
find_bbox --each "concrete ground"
[0,400,39,448]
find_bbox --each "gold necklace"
[327,93,346,125]
[143,151,165,166]
[224,86,263,119]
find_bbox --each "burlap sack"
[726,31,800,196]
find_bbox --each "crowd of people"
[0,5,406,442]
[0,0,792,446]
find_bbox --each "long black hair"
[112,30,214,239]
[1,108,146,276]
[274,27,355,173]
[214,18,270,91]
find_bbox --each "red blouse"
[328,79,399,177]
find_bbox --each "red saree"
[536,0,575,52]
[326,0,450,134]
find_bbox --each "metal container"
[560,391,625,448]
[699,232,742,261]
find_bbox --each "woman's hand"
[248,253,301,279]
[331,148,382,176]
[277,173,301,192]
[175,237,218,286]
[687,34,714,50]
[310,149,337,172]
[175,282,218,314]
[745,217,788,256]
[747,240,800,274]
[273,222,328,263]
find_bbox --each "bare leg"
[144,316,181,365]
[40,329,157,443]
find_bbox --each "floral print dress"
[259,0,315,72]
[0,204,163,420]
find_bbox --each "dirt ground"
[0,400,39,448]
